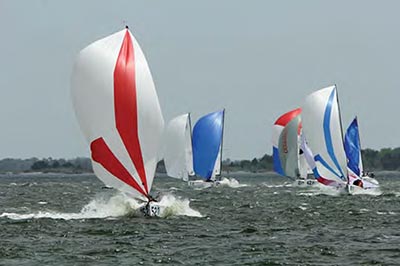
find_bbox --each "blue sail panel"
[192,110,224,180]
[272,146,285,176]
[344,118,361,176]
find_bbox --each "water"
[0,172,399,265]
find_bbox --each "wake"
[0,193,202,220]
[218,177,248,188]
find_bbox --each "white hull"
[293,179,317,187]
[139,201,161,217]
[362,176,379,185]
[347,182,381,195]
[188,180,220,188]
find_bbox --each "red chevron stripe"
[91,137,147,197]
[113,30,149,194]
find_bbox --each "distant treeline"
[0,157,92,174]
[0,147,400,174]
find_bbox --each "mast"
[335,84,348,182]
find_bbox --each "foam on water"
[157,194,203,218]
[218,177,248,188]
[0,193,202,220]
[350,187,383,196]
[262,183,291,188]
[297,185,343,197]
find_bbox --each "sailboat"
[272,108,316,186]
[188,109,225,188]
[301,85,348,190]
[163,113,194,181]
[344,117,380,192]
[71,27,164,216]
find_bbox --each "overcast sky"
[0,0,399,160]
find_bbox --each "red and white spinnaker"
[71,28,164,201]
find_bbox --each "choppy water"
[0,172,399,265]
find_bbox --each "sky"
[0,0,399,160]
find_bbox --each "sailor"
[353,179,364,188]
[368,172,375,178]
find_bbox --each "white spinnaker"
[163,114,193,181]
[211,143,222,180]
[298,132,312,178]
[301,85,347,184]
[71,29,164,200]
[185,114,194,178]
[211,111,225,180]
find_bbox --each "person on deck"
[353,179,364,188]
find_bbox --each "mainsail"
[301,85,348,185]
[71,28,164,200]
[163,113,194,181]
[272,108,302,178]
[192,109,225,180]
[344,117,363,177]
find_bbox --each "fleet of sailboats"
[69,27,381,218]
[300,85,380,193]
[163,110,225,188]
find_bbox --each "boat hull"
[347,181,381,195]
[139,202,161,217]
[188,180,220,188]
[293,179,317,187]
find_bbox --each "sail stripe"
[114,30,148,193]
[314,154,341,178]
[323,88,345,180]
[91,137,147,197]
[312,168,340,186]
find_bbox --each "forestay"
[301,85,347,185]
[192,109,225,180]
[71,28,164,200]
[163,113,194,181]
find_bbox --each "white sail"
[211,143,222,180]
[301,85,347,185]
[298,135,309,178]
[163,113,193,181]
[71,28,164,200]
[211,110,225,180]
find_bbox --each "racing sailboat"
[272,108,315,186]
[71,27,164,216]
[163,113,194,181]
[189,109,225,188]
[301,85,348,189]
[344,117,380,192]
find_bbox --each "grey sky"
[0,0,399,160]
